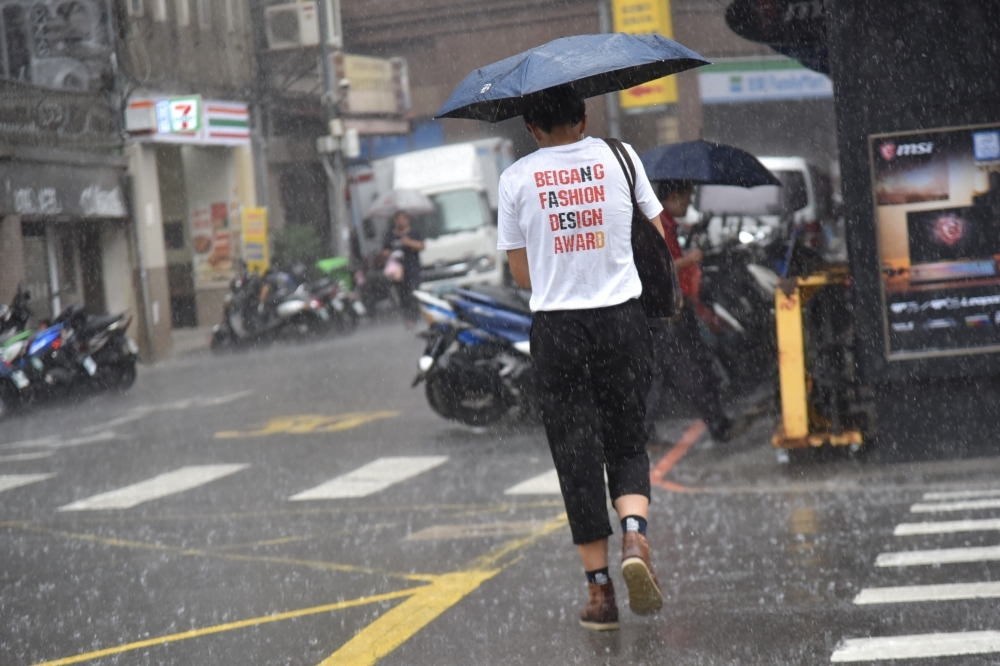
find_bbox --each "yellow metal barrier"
[772,270,863,451]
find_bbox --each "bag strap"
[602,137,637,198]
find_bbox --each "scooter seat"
[457,285,532,317]
[81,314,121,334]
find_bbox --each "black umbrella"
[435,33,709,123]
[640,140,780,187]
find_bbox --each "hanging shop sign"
[0,162,127,219]
[871,122,1000,359]
[240,207,270,275]
[611,0,678,109]
[332,54,410,116]
[698,57,832,104]
[126,97,250,145]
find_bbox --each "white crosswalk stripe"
[58,464,248,511]
[289,456,449,500]
[833,482,1000,662]
[910,498,1000,513]
[854,581,1000,605]
[0,473,55,494]
[503,469,561,495]
[895,517,1000,536]
[831,631,1000,662]
[876,544,1000,567]
[923,487,1000,501]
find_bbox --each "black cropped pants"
[531,298,652,545]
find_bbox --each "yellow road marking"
[6,522,428,582]
[215,411,399,438]
[12,513,570,666]
[318,514,568,666]
[48,499,565,525]
[31,589,418,666]
[318,570,499,666]
[208,523,397,552]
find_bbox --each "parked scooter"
[681,213,822,389]
[0,286,35,417]
[0,284,32,342]
[306,275,366,335]
[211,268,330,351]
[53,304,139,392]
[412,285,533,426]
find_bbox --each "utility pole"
[598,0,622,139]
[315,0,346,256]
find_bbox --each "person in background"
[498,84,664,632]
[645,179,733,444]
[382,211,425,329]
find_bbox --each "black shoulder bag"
[603,138,683,319]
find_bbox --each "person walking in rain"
[644,180,733,444]
[497,85,664,630]
[382,211,425,329]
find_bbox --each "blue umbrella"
[435,33,709,123]
[640,140,780,187]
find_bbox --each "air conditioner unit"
[265,0,342,51]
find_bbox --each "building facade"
[116,0,260,350]
[0,0,138,342]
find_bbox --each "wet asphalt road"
[3,321,1000,665]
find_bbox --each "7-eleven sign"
[168,97,201,133]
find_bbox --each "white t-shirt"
[497,137,663,312]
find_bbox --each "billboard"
[241,207,270,275]
[871,123,1000,359]
[612,0,677,109]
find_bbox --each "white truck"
[684,156,837,256]
[348,138,515,293]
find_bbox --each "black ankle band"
[622,515,647,535]
[586,567,610,585]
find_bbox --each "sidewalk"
[168,326,215,358]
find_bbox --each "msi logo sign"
[880,141,934,160]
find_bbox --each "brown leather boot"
[579,580,620,631]
[621,531,663,615]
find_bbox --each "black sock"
[586,567,610,585]
[621,515,647,536]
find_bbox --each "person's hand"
[685,247,704,264]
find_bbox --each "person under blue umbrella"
[644,179,733,444]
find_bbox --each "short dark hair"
[655,180,694,199]
[523,85,586,134]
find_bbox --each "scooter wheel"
[211,327,235,353]
[335,309,359,335]
[114,363,137,392]
[424,374,508,426]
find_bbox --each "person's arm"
[506,248,531,289]
[674,248,703,268]
[401,235,425,251]
[648,215,665,238]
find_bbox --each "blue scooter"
[412,285,534,426]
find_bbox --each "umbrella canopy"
[366,189,436,219]
[640,140,781,187]
[435,33,709,123]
